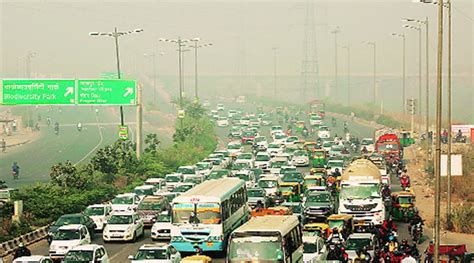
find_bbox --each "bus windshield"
[229,236,284,262]
[172,203,221,224]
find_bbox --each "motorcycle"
[400,176,410,191]
[12,171,18,180]
[54,128,59,135]
[454,134,467,143]
[412,222,423,244]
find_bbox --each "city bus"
[227,215,303,263]
[170,178,249,253]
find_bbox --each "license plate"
[206,242,214,247]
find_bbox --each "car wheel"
[131,231,137,243]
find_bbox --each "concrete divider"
[0,225,50,258]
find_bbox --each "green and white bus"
[227,215,303,263]
[171,178,248,253]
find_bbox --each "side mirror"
[128,255,134,260]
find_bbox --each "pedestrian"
[12,120,17,132]
[1,139,5,153]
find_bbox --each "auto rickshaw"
[310,149,328,168]
[303,174,326,191]
[181,255,213,263]
[279,182,302,202]
[327,214,354,239]
[399,131,416,147]
[303,223,330,239]
[304,142,318,152]
[296,121,306,133]
[391,191,417,222]
[251,206,292,217]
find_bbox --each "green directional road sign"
[1,79,76,105]
[100,72,125,79]
[77,80,136,105]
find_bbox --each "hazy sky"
[0,0,472,78]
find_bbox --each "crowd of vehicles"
[10,102,470,263]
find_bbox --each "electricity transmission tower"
[300,0,320,99]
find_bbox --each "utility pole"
[136,83,142,159]
[425,17,430,137]
[189,40,212,101]
[89,27,144,126]
[446,0,452,229]
[273,47,278,96]
[300,0,320,98]
[330,27,340,99]
[434,0,444,261]
[342,45,351,106]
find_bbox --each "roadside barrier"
[0,225,50,258]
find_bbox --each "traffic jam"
[14,102,430,263]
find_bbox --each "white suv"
[111,193,140,212]
[83,204,112,231]
[64,244,110,263]
[129,244,181,263]
[103,212,144,242]
[49,224,91,260]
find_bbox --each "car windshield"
[84,207,105,216]
[177,167,195,174]
[328,161,343,168]
[398,196,414,204]
[378,143,399,151]
[362,139,373,145]
[328,220,344,229]
[275,134,286,139]
[53,229,80,240]
[243,131,256,137]
[281,168,297,174]
[55,216,81,226]
[286,204,302,213]
[307,193,330,202]
[340,184,380,199]
[173,185,193,193]
[63,250,94,262]
[134,188,154,196]
[268,144,280,149]
[172,203,221,224]
[294,151,307,157]
[108,215,133,224]
[229,236,283,262]
[320,126,329,131]
[196,163,210,170]
[271,162,286,168]
[138,201,162,210]
[134,249,167,260]
[238,154,252,160]
[248,189,265,197]
[256,155,270,161]
[303,242,318,253]
[346,238,372,250]
[228,144,242,149]
[209,172,224,180]
[232,163,250,170]
[157,214,171,223]
[112,196,133,205]
[166,176,181,183]
[258,180,277,188]
[236,173,250,181]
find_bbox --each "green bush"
[450,204,474,233]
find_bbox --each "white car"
[111,193,141,212]
[233,170,256,188]
[64,244,110,263]
[164,173,183,191]
[272,132,288,144]
[318,126,331,139]
[309,115,323,126]
[129,244,181,263]
[257,176,280,196]
[134,185,157,200]
[227,141,244,156]
[103,212,144,242]
[322,141,334,152]
[151,212,172,241]
[284,136,299,146]
[235,152,255,168]
[49,224,91,260]
[195,161,214,177]
[13,256,53,263]
[303,236,327,263]
[83,204,112,231]
[228,109,238,118]
[267,143,284,157]
[270,125,284,136]
[361,138,375,152]
[253,136,268,151]
[254,152,271,169]
[217,104,225,111]
[292,150,309,167]
[327,160,344,174]
[216,117,229,127]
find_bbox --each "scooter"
[400,177,410,191]
[412,222,423,244]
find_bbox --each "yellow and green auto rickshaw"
[303,174,326,191]
[303,223,330,239]
[310,149,328,168]
[296,121,306,133]
[279,182,302,202]
[304,142,318,152]
[391,191,417,222]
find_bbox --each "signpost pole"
[114,27,125,126]
[136,83,142,159]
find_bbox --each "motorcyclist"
[388,235,398,252]
[189,212,200,224]
[327,227,344,245]
[399,239,411,255]
[400,169,410,189]
[361,146,368,154]
[382,217,397,235]
[409,211,424,236]
[353,248,369,263]
[340,247,349,263]
[12,162,20,178]
[13,242,31,259]
[326,244,341,260]
[302,126,309,137]
[361,246,372,262]
[332,117,337,126]
[255,200,264,210]
[77,122,83,131]
[332,168,341,178]
[343,121,349,133]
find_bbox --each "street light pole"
[188,40,212,101]
[89,27,144,126]
[330,27,340,99]
[446,0,452,229]
[342,45,351,106]
[391,33,406,113]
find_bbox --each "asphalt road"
[9,109,427,263]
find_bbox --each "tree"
[144,134,161,154]
[50,161,90,190]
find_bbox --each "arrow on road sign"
[123,88,133,97]
[64,87,74,97]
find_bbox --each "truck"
[374,128,401,160]
[338,159,385,226]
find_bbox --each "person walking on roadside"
[1,138,5,153]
